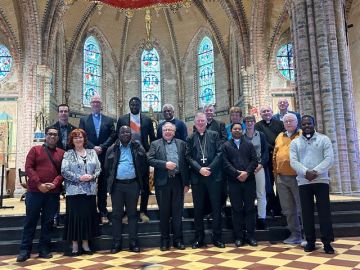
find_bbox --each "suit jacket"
[147,138,189,187]
[51,121,77,150]
[79,114,116,163]
[186,129,222,184]
[104,140,147,193]
[116,113,156,152]
[207,119,227,145]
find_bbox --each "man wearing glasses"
[16,127,65,262]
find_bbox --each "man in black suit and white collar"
[79,95,116,224]
[186,112,224,249]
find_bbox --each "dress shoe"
[101,216,109,224]
[16,251,30,262]
[38,251,53,259]
[212,240,225,248]
[246,238,258,246]
[235,239,244,247]
[256,218,267,230]
[303,242,316,252]
[191,240,205,249]
[68,250,81,257]
[82,249,94,255]
[324,243,335,254]
[110,242,122,254]
[160,240,170,251]
[173,241,185,250]
[140,212,150,223]
[129,241,140,253]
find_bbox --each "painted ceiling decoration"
[86,0,191,9]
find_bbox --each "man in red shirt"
[16,127,65,262]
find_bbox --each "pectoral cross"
[201,155,207,164]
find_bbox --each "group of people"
[16,97,336,263]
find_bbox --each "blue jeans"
[20,192,60,253]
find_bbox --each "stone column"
[289,0,360,193]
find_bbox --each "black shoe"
[191,239,205,249]
[235,239,244,247]
[82,249,93,255]
[68,251,81,257]
[16,251,30,262]
[246,238,258,246]
[304,242,316,252]
[38,251,53,259]
[324,243,335,254]
[173,241,185,250]
[160,239,170,251]
[212,240,225,248]
[129,241,140,253]
[110,242,122,254]
[256,219,267,230]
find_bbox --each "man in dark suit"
[223,123,258,247]
[79,95,115,224]
[148,122,189,251]
[186,112,224,249]
[116,97,156,222]
[273,98,301,127]
[51,104,76,151]
[157,104,188,141]
[204,104,227,144]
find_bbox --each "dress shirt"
[92,113,101,138]
[164,139,179,176]
[116,142,136,180]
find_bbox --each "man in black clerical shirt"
[223,123,258,247]
[186,112,224,249]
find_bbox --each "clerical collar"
[303,131,315,140]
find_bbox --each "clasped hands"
[38,182,55,193]
[80,174,93,182]
[305,170,318,181]
[237,170,248,182]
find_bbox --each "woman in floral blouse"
[61,129,101,256]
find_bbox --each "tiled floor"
[1,238,360,270]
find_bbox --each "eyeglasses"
[47,133,58,137]
[163,129,175,132]
[284,120,295,124]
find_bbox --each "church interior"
[1,0,360,269]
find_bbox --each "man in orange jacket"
[273,113,302,245]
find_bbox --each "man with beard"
[290,115,335,254]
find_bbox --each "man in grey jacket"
[290,115,335,254]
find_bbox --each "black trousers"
[155,175,184,242]
[265,157,282,215]
[111,181,140,242]
[140,168,150,214]
[97,170,108,217]
[192,176,222,240]
[228,179,256,240]
[299,183,334,244]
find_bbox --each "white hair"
[162,122,176,131]
[283,113,298,123]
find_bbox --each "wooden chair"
[18,169,28,201]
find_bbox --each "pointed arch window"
[0,44,13,81]
[198,36,216,108]
[276,43,295,81]
[141,48,161,112]
[83,36,102,107]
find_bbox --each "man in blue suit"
[273,98,301,127]
[79,95,116,224]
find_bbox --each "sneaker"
[122,215,128,224]
[140,212,150,223]
[324,243,335,254]
[283,235,302,245]
[300,240,307,247]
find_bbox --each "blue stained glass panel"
[141,48,161,112]
[198,37,215,108]
[276,43,295,81]
[83,36,102,107]
[0,45,13,81]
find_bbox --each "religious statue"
[145,9,152,41]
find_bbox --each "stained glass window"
[141,48,161,112]
[83,36,102,107]
[198,36,215,108]
[276,43,295,81]
[0,45,13,81]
